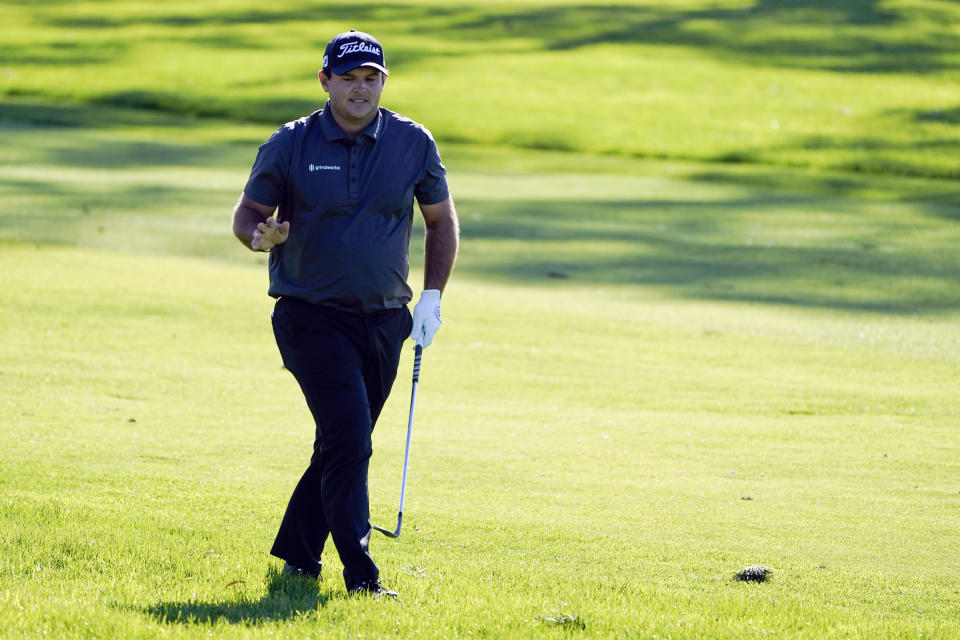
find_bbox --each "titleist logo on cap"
[338,41,381,58]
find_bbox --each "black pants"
[269,296,412,589]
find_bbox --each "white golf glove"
[410,289,442,348]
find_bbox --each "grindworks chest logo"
[308,163,341,172]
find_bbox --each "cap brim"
[329,61,389,77]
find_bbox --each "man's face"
[321,66,386,127]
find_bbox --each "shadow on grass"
[688,167,960,208]
[916,107,960,126]
[0,95,319,134]
[10,2,958,180]
[144,566,330,625]
[443,0,929,72]
[25,1,960,77]
[6,0,960,182]
[458,195,960,315]
[711,126,960,181]
[0,107,258,169]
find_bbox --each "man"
[232,29,459,598]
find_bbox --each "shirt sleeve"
[414,132,450,206]
[243,126,292,207]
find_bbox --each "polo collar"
[319,102,383,143]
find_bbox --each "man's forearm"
[233,203,265,251]
[423,214,459,293]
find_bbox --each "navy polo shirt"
[244,102,449,311]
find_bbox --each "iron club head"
[372,514,402,538]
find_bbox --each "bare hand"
[252,217,290,251]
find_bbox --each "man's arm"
[232,193,289,252]
[418,195,459,292]
[409,196,459,348]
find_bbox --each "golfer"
[232,29,459,598]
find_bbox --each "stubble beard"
[337,95,379,127]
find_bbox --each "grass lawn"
[2,113,959,638]
[2,0,960,177]
[2,1,960,638]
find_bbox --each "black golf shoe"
[349,580,398,600]
[282,561,321,581]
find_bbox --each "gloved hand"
[410,289,442,348]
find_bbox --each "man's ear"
[318,70,330,91]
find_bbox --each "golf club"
[372,344,422,538]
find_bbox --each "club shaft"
[374,345,421,538]
[397,379,417,514]
[396,346,420,517]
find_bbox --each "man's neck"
[331,109,376,142]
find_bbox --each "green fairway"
[2,1,960,638]
[3,0,960,177]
